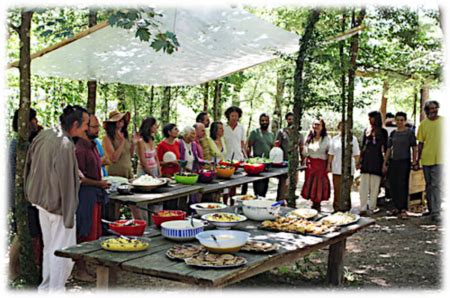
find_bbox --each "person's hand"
[355,162,361,170]
[98,180,110,189]
[132,132,140,145]
[116,130,125,141]
[412,162,420,171]
[326,164,332,173]
[101,156,110,166]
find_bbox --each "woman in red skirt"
[301,119,331,212]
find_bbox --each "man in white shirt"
[327,121,360,212]
[223,106,246,161]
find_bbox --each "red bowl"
[109,219,147,236]
[218,160,241,169]
[151,210,187,227]
[243,163,265,175]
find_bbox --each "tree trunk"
[419,86,429,121]
[86,9,98,114]
[288,9,321,208]
[413,90,418,128]
[341,8,366,209]
[379,80,389,122]
[203,82,209,112]
[213,81,222,122]
[339,10,348,211]
[273,69,286,134]
[16,10,40,286]
[149,86,155,115]
[116,83,126,111]
[246,79,261,138]
[161,86,171,126]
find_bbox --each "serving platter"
[165,244,206,261]
[259,217,337,236]
[240,240,279,253]
[100,237,150,252]
[184,253,247,268]
[320,212,360,227]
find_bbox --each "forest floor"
[61,177,444,292]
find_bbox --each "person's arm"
[80,176,109,189]
[103,135,125,163]
[382,148,391,175]
[130,131,140,158]
[412,145,419,170]
[327,154,333,173]
[137,140,152,174]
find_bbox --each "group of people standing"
[9,100,443,291]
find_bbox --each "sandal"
[399,211,408,220]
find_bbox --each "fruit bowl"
[108,219,147,236]
[243,163,265,175]
[218,160,241,169]
[151,210,187,227]
[174,173,199,185]
[216,166,235,179]
[198,169,217,183]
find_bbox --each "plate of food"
[165,244,206,261]
[240,240,279,253]
[100,237,150,252]
[184,253,247,268]
[287,208,318,219]
[260,217,336,236]
[201,212,247,229]
[130,175,167,192]
[320,212,360,226]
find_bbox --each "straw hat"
[103,110,130,124]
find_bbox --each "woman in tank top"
[137,117,161,177]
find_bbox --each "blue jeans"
[422,165,443,216]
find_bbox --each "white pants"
[359,173,382,211]
[37,207,76,293]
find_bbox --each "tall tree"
[86,9,97,114]
[12,9,40,286]
[288,9,322,208]
[340,8,366,208]
[273,68,286,134]
[213,81,222,121]
[203,82,209,112]
[161,86,171,126]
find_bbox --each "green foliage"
[107,8,179,54]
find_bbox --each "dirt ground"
[63,178,443,292]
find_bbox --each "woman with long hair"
[301,118,331,212]
[359,110,388,215]
[102,111,134,179]
[137,117,161,177]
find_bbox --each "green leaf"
[135,27,151,42]
[150,39,166,52]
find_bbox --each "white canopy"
[29,6,300,86]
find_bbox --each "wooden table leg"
[327,238,346,286]
[96,265,117,289]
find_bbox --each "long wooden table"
[56,216,374,289]
[108,167,289,207]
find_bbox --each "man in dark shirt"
[74,114,109,281]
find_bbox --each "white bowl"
[242,200,280,221]
[190,203,228,215]
[163,151,177,162]
[161,219,206,241]
[232,194,259,207]
[195,230,250,253]
[201,213,247,229]
[288,208,318,219]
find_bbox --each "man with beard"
[73,114,109,281]
[24,105,89,292]
[196,112,211,128]
[275,112,305,200]
[247,113,275,197]
[415,100,443,223]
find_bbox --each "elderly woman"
[301,118,331,212]
[359,111,388,215]
[137,117,161,177]
[383,112,418,219]
[157,123,180,177]
[178,126,203,172]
